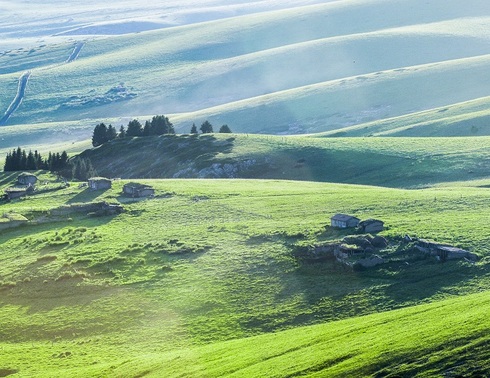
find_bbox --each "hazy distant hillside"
[0,0,489,135]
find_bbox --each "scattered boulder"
[357,219,384,233]
[341,235,373,250]
[354,255,385,270]
[372,236,388,248]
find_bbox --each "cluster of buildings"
[3,174,155,200]
[330,213,384,233]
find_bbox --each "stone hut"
[17,172,37,186]
[5,187,28,200]
[88,177,112,190]
[416,239,478,262]
[330,214,360,229]
[358,219,384,233]
[122,182,155,198]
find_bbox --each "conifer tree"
[126,119,143,137]
[26,150,36,170]
[200,120,213,134]
[219,125,232,133]
[92,123,109,147]
[118,125,126,138]
[107,124,117,141]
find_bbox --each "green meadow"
[0,174,489,376]
[0,1,489,376]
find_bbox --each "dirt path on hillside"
[66,42,85,63]
[0,71,31,126]
[0,41,85,126]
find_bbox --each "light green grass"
[110,290,490,377]
[0,2,489,134]
[313,96,490,137]
[0,177,489,376]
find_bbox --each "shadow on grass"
[78,134,235,179]
[66,187,110,204]
[0,171,19,187]
[236,232,489,335]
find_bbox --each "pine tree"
[190,123,198,134]
[149,115,175,135]
[219,124,232,133]
[107,124,117,141]
[34,150,43,169]
[143,120,151,136]
[3,151,12,171]
[118,125,126,138]
[200,120,213,134]
[20,150,27,170]
[14,147,22,170]
[60,151,68,169]
[92,123,109,147]
[126,119,143,137]
[26,150,36,170]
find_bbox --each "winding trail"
[0,41,85,126]
[66,42,85,63]
[0,71,31,126]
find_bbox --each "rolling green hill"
[0,0,489,136]
[100,290,490,377]
[0,177,489,376]
[76,133,490,188]
[1,2,490,376]
[312,96,490,138]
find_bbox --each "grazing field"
[1,1,490,376]
[0,176,489,376]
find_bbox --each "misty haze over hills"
[0,0,489,139]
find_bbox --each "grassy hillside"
[0,176,489,376]
[313,96,490,137]
[103,291,490,377]
[0,0,489,135]
[77,133,490,188]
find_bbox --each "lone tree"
[219,124,232,133]
[200,120,213,134]
[126,119,143,137]
[190,123,198,134]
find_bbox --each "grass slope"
[0,176,489,376]
[112,291,490,377]
[0,0,489,134]
[78,133,490,188]
[313,96,490,137]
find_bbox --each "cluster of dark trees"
[92,115,175,147]
[3,147,96,181]
[92,115,232,147]
[190,121,231,134]
[4,147,68,172]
